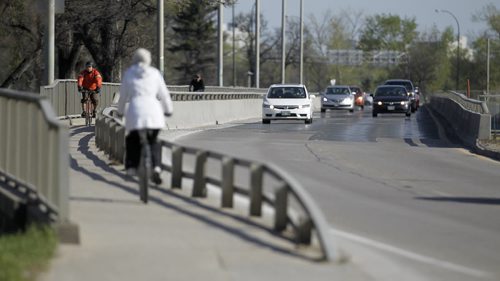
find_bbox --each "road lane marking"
[330,228,490,278]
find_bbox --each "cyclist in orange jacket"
[77,61,102,117]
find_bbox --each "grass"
[0,225,57,281]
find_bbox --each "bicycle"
[82,89,95,126]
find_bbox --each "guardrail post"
[295,217,313,245]
[221,157,234,208]
[116,125,125,164]
[274,182,288,232]
[95,116,102,149]
[109,122,117,157]
[103,118,112,155]
[192,151,207,198]
[171,145,183,189]
[249,164,263,216]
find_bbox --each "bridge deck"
[39,124,371,281]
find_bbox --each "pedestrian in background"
[189,73,205,92]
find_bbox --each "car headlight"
[400,101,408,105]
[323,97,327,102]
[301,104,311,108]
[263,103,274,109]
[377,101,383,106]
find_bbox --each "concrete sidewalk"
[38,125,385,281]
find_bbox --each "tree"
[232,7,277,87]
[168,0,217,85]
[62,0,155,82]
[358,14,417,52]
[0,0,43,90]
[391,28,452,93]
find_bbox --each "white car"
[262,84,315,124]
[320,86,355,113]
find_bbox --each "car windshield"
[375,87,407,97]
[385,81,413,92]
[325,87,350,96]
[267,87,306,99]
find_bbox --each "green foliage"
[0,225,57,281]
[168,0,217,84]
[358,14,417,51]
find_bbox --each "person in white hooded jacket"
[117,48,173,183]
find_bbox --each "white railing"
[0,88,69,223]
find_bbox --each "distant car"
[372,85,412,117]
[321,86,355,113]
[262,84,315,124]
[350,86,365,110]
[384,79,419,112]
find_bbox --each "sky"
[223,0,496,43]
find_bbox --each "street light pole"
[232,2,236,87]
[218,2,224,86]
[436,9,460,90]
[299,0,304,85]
[281,0,286,84]
[255,0,260,88]
[157,0,164,76]
[44,0,55,85]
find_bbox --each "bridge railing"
[479,94,500,137]
[0,88,69,225]
[428,91,491,146]
[433,91,490,114]
[40,80,267,118]
[95,106,337,262]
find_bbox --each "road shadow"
[415,196,500,206]
[69,127,322,262]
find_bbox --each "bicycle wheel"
[85,100,92,126]
[138,134,151,203]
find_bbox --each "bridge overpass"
[0,81,495,280]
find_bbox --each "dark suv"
[372,85,412,117]
[384,79,419,112]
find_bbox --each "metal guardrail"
[95,107,337,261]
[40,80,266,117]
[433,91,490,114]
[0,88,69,223]
[479,94,500,137]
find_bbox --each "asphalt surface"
[175,105,500,281]
[41,121,418,281]
[39,106,500,281]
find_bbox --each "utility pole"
[436,9,460,90]
[487,38,490,94]
[281,0,286,84]
[218,2,224,86]
[255,0,260,88]
[299,0,304,84]
[232,2,236,87]
[44,0,55,85]
[157,0,164,76]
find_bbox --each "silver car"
[320,86,355,113]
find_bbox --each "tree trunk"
[1,49,41,89]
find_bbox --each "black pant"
[125,129,160,169]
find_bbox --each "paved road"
[175,105,500,281]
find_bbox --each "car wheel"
[305,118,312,124]
[321,108,326,113]
[349,109,354,113]
[262,119,270,124]
[406,112,411,117]
[372,112,377,117]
